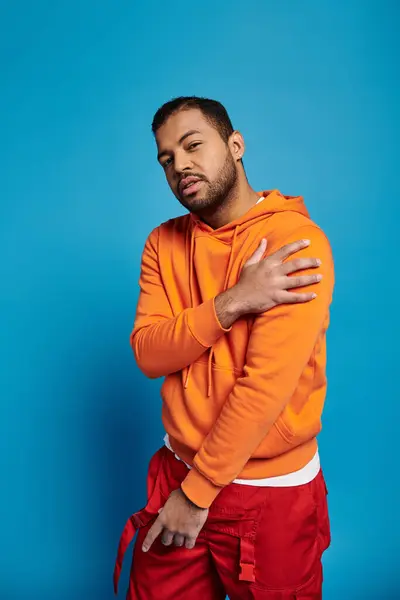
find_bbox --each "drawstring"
[184,224,197,389]
[207,348,214,397]
[184,369,191,389]
[188,222,196,308]
[223,226,239,291]
[206,225,240,397]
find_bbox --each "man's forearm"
[132,297,234,378]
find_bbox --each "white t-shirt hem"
[163,433,320,487]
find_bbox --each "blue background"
[1,1,398,598]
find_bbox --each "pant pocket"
[207,481,323,600]
[249,561,323,599]
[206,484,266,589]
[251,482,320,590]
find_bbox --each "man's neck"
[199,181,260,230]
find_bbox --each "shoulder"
[144,214,190,254]
[264,212,332,257]
[148,214,190,239]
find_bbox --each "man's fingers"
[161,529,175,546]
[245,238,267,266]
[142,518,164,553]
[184,535,197,550]
[278,290,317,304]
[173,533,185,547]
[283,273,322,290]
[143,525,197,552]
[280,257,321,275]
[271,239,311,263]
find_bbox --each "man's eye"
[162,157,173,168]
[188,143,201,151]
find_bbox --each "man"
[114,97,334,599]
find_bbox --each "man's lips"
[179,176,203,195]
[181,181,203,196]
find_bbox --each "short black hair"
[151,96,234,143]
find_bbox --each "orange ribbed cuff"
[187,298,231,349]
[181,467,223,509]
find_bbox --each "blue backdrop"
[1,1,397,598]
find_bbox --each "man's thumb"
[245,238,267,266]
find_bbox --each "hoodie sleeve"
[131,227,231,378]
[181,225,334,508]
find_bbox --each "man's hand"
[215,238,322,329]
[142,488,209,553]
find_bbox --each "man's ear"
[229,130,245,162]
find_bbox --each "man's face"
[155,109,238,214]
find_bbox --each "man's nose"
[173,151,193,175]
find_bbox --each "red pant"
[114,447,331,599]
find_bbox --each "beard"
[176,151,238,214]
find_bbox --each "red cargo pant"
[114,446,331,599]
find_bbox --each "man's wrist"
[214,286,247,329]
[181,468,223,508]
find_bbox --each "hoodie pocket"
[275,412,322,448]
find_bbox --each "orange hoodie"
[132,189,334,509]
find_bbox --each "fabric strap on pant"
[113,450,167,595]
[239,536,256,583]
[113,510,151,595]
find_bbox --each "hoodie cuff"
[187,298,231,349]
[181,467,223,509]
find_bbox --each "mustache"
[178,173,208,185]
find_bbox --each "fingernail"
[312,293,317,298]
[316,259,321,265]
[317,274,323,280]
[303,239,310,245]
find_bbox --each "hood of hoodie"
[184,189,311,395]
[190,189,309,241]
